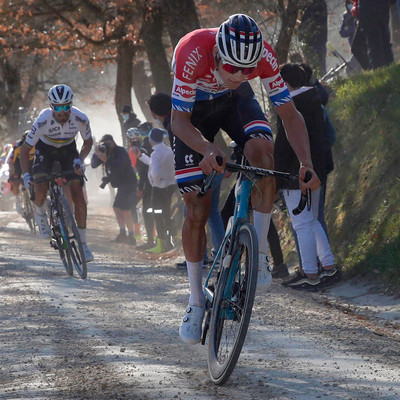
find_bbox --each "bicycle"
[198,155,310,385]
[32,171,88,279]
[19,184,36,234]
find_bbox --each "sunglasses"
[219,58,255,75]
[52,104,72,112]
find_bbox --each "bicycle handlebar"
[29,170,87,201]
[197,156,311,215]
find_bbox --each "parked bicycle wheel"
[51,197,73,277]
[207,222,258,385]
[60,196,87,279]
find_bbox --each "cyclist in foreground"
[170,14,320,345]
[20,84,94,262]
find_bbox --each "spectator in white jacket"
[138,128,177,253]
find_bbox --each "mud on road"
[1,206,400,400]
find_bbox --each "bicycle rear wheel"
[23,191,36,234]
[60,196,87,279]
[207,222,258,385]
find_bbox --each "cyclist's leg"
[174,134,213,344]
[59,143,86,229]
[223,82,275,289]
[31,142,52,237]
[31,141,52,208]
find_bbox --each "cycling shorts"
[32,140,81,182]
[172,82,273,194]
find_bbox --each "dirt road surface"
[1,205,400,400]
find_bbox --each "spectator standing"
[91,134,137,244]
[357,0,394,69]
[339,0,365,74]
[138,128,176,253]
[121,105,141,140]
[274,63,339,290]
[135,122,156,250]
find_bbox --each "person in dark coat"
[91,134,138,244]
[121,105,141,138]
[275,63,338,291]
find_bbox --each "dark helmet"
[216,14,264,68]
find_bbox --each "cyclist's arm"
[78,137,93,162]
[20,143,33,176]
[275,100,320,191]
[171,109,225,175]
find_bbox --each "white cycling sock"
[187,260,205,308]
[253,211,271,257]
[78,228,87,244]
[35,204,47,216]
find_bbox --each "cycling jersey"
[25,106,92,148]
[170,28,291,193]
[171,28,291,113]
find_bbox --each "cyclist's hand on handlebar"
[23,172,32,190]
[199,145,226,175]
[299,165,320,193]
[73,157,86,176]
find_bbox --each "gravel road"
[1,206,399,400]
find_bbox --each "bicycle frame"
[204,170,252,306]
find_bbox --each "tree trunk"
[141,5,172,94]
[162,0,200,48]
[275,0,303,64]
[132,60,153,122]
[115,40,135,140]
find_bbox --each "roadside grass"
[326,63,400,292]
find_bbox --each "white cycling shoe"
[35,212,51,239]
[257,254,272,291]
[82,243,94,262]
[179,305,205,345]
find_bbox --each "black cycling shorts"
[32,140,81,181]
[171,82,273,194]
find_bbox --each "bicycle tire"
[52,198,74,276]
[23,191,36,234]
[60,196,87,279]
[207,222,258,385]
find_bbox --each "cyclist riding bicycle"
[170,14,320,345]
[20,84,94,262]
[8,130,35,201]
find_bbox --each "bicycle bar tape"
[197,156,223,198]
[292,171,312,216]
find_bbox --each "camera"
[99,142,107,153]
[99,176,110,189]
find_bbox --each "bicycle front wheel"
[207,222,258,385]
[60,196,87,279]
[53,200,73,277]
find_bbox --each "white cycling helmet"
[126,127,142,140]
[48,84,73,104]
[216,14,264,68]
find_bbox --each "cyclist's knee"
[184,196,210,228]
[244,139,274,168]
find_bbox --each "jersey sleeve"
[258,42,292,107]
[25,110,49,147]
[73,109,92,141]
[171,31,208,113]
